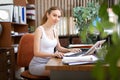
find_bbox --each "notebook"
[64,39,106,57]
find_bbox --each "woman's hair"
[40,6,62,25]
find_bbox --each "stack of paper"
[62,55,98,65]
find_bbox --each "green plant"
[73,0,120,80]
[91,0,120,80]
[73,1,100,43]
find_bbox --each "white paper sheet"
[62,55,98,63]
[69,44,93,48]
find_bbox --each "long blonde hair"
[40,6,62,25]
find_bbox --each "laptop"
[64,39,106,57]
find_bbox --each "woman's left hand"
[69,48,82,53]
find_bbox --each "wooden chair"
[17,33,50,80]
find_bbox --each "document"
[62,55,98,65]
[65,61,96,65]
[62,55,98,63]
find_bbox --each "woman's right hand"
[54,51,64,58]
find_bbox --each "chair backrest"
[17,33,34,67]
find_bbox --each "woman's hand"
[54,51,64,58]
[69,48,82,53]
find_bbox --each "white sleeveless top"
[40,26,57,54]
[30,26,57,64]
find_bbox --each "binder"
[0,4,14,22]
[13,6,19,23]
[18,6,26,24]
[0,0,13,4]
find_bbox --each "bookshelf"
[0,0,28,79]
[0,0,28,50]
[26,0,36,33]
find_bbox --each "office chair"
[17,33,50,80]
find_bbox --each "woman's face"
[47,10,61,25]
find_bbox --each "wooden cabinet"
[11,23,28,45]
[59,35,81,47]
[0,0,28,48]
[0,22,28,48]
[0,47,15,80]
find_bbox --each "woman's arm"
[55,30,81,53]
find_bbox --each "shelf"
[12,22,28,26]
[0,0,32,48]
[27,17,35,21]
[11,32,28,37]
[26,4,35,9]
[0,19,28,47]
[27,0,36,33]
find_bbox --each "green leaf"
[111,32,120,45]
[98,3,109,21]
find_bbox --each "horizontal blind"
[35,0,97,35]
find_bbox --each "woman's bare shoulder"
[34,26,43,37]
[35,26,43,32]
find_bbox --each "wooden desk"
[46,58,97,80]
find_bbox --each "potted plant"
[73,1,100,43]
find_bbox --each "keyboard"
[64,48,89,57]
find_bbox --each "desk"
[46,58,100,80]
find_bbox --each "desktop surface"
[45,58,100,71]
[46,58,108,80]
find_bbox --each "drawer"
[0,47,15,80]
[0,71,14,80]
[0,72,7,80]
[0,53,6,71]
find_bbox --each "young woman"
[29,6,81,76]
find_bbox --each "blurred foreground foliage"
[91,0,120,80]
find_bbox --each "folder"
[13,6,19,23]
[0,0,13,4]
[0,4,13,22]
[18,6,26,24]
